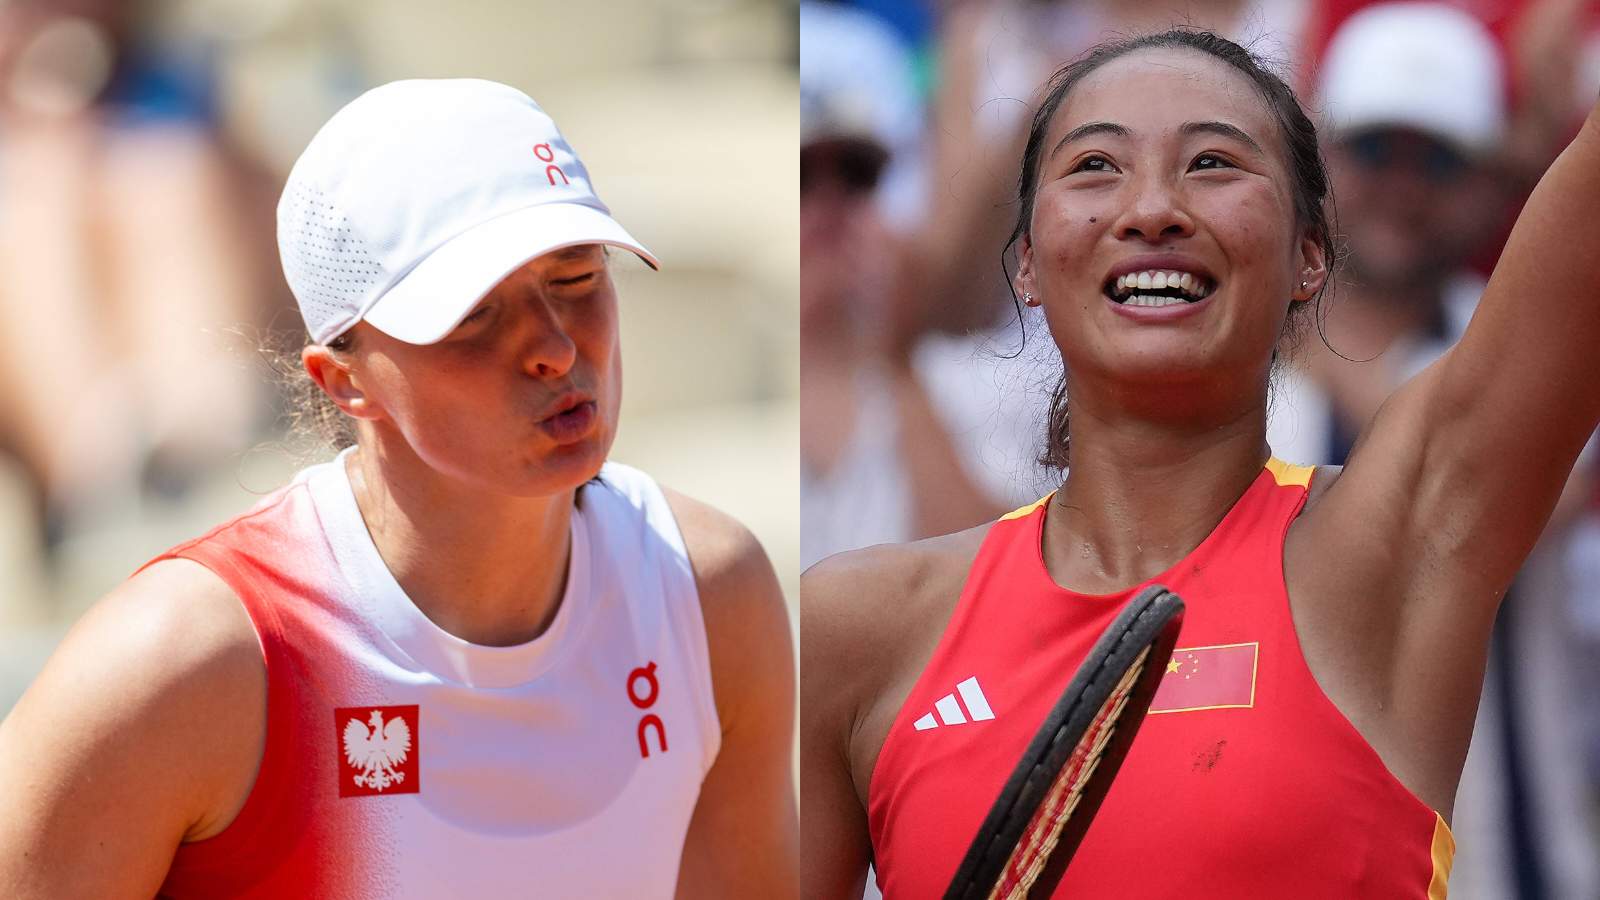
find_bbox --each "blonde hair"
[259,328,357,456]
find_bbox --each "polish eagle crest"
[342,709,411,792]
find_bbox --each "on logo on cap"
[533,143,569,186]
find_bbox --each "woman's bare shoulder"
[13,558,267,796]
[802,525,990,676]
[801,526,994,816]
[21,558,264,725]
[0,558,267,895]
[657,486,788,640]
[89,558,263,688]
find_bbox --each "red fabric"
[150,484,390,899]
[867,465,1446,898]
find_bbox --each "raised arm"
[1286,96,1600,813]
[1314,97,1600,590]
[1427,95,1600,538]
[667,491,798,899]
[0,560,264,899]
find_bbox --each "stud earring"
[1023,291,1039,307]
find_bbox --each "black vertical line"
[1493,583,1548,900]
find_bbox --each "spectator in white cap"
[801,2,1018,572]
[0,78,797,897]
[1269,6,1599,898]
[1272,0,1510,461]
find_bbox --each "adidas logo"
[913,676,995,730]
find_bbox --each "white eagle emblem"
[342,709,411,792]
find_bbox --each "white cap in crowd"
[277,78,657,346]
[1317,2,1507,155]
[799,2,919,158]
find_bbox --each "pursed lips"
[536,391,594,422]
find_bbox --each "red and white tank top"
[151,453,720,898]
[868,458,1455,898]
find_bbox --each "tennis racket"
[943,584,1185,900]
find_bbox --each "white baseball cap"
[799,1,919,155]
[1317,2,1506,156]
[278,78,657,345]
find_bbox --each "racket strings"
[989,646,1152,900]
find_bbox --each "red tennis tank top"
[868,459,1454,898]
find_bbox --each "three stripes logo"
[913,676,995,731]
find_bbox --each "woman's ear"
[1014,233,1038,305]
[302,344,382,420]
[1293,233,1329,303]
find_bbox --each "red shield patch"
[334,704,420,797]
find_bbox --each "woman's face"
[336,244,622,497]
[1017,47,1324,399]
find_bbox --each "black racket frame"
[944,584,1186,900]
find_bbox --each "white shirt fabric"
[304,455,721,897]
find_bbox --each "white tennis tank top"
[155,453,720,899]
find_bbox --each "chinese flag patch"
[335,704,420,797]
[1149,643,1258,714]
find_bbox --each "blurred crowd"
[800,0,1600,897]
[0,0,799,716]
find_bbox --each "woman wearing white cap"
[0,79,796,897]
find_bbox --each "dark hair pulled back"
[1009,29,1336,471]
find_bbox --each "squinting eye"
[1072,156,1116,174]
[461,305,492,323]
[553,272,598,287]
[1191,154,1232,171]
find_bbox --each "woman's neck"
[1043,398,1270,595]
[346,445,577,647]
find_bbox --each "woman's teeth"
[1122,293,1192,308]
[1109,269,1212,303]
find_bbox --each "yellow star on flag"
[1166,658,1181,675]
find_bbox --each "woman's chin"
[1083,341,1225,384]
[519,440,610,494]
[428,437,612,500]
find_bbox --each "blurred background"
[801,0,1600,897]
[0,0,798,730]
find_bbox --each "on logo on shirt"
[628,662,668,759]
[335,704,420,797]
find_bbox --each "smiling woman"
[1012,31,1333,471]
[802,27,1600,899]
[0,79,797,899]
